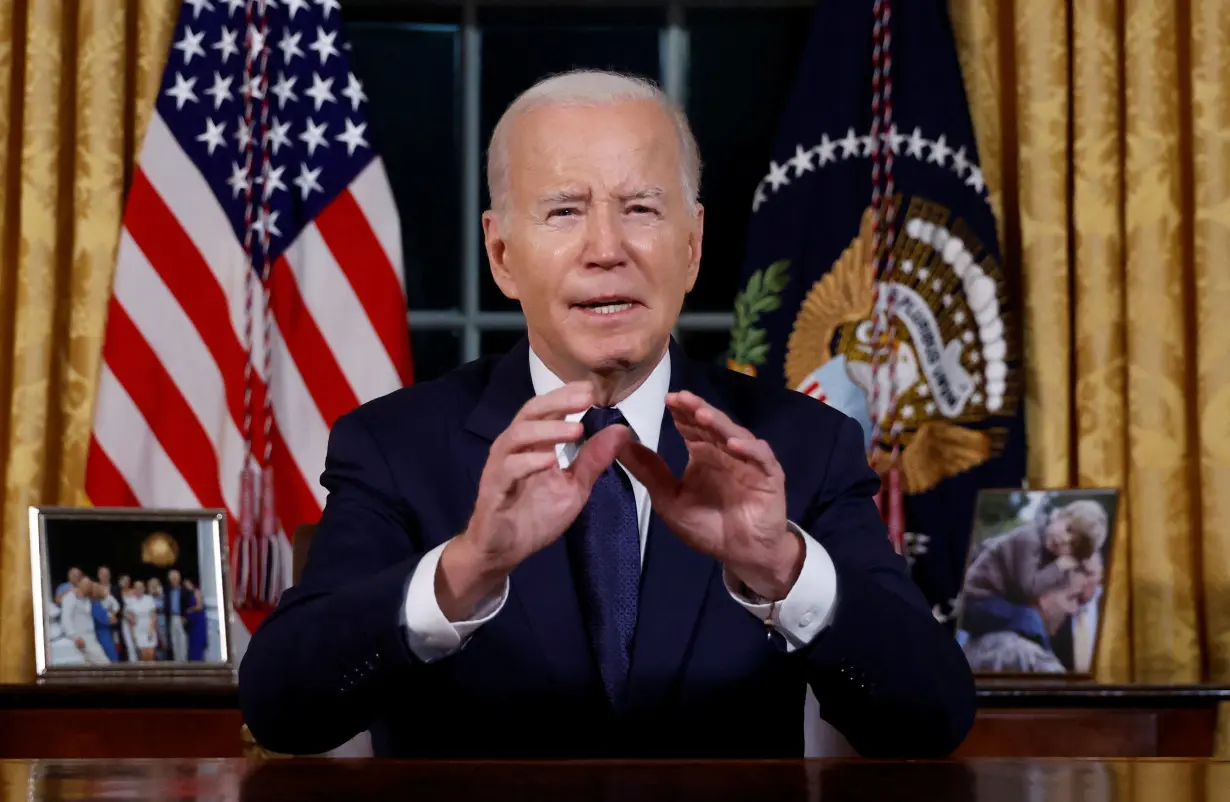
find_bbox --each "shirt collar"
[527,345,670,453]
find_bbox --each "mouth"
[571,296,642,318]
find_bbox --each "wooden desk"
[960,682,1230,757]
[1,758,1228,801]
[1,683,1227,760]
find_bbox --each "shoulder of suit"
[692,357,856,436]
[334,353,501,433]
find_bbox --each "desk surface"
[3,758,1229,802]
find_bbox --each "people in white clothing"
[118,574,138,662]
[149,577,168,660]
[59,578,110,665]
[125,581,159,661]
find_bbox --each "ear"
[482,209,519,300]
[685,202,704,292]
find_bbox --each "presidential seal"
[780,199,1019,494]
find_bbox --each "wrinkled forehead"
[506,101,684,197]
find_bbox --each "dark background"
[44,517,204,595]
[340,0,816,380]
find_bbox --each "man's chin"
[573,335,663,375]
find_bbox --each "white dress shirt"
[402,347,840,662]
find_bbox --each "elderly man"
[164,568,189,662]
[60,578,111,665]
[239,69,975,759]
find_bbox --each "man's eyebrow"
[538,189,590,204]
[619,187,666,201]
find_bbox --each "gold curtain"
[0,0,177,684]
[950,0,1230,687]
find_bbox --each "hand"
[436,382,633,620]
[618,390,803,600]
[74,639,84,649]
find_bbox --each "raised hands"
[436,382,632,620]
[617,390,802,601]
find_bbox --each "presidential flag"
[85,0,412,644]
[727,0,1025,624]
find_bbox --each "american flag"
[84,0,412,643]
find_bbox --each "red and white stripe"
[85,111,412,644]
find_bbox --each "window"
[345,1,812,381]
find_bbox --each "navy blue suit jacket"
[238,337,976,758]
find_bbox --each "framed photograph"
[954,488,1119,677]
[29,506,236,684]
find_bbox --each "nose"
[583,203,625,269]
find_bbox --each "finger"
[725,436,784,479]
[516,382,594,422]
[499,451,561,484]
[567,425,631,489]
[666,392,731,443]
[617,440,680,501]
[498,420,584,453]
[667,404,726,449]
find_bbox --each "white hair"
[486,69,702,219]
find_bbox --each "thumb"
[617,439,679,502]
[568,425,632,490]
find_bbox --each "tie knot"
[581,406,628,439]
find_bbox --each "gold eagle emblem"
[784,204,1014,494]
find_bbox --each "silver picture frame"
[29,506,237,684]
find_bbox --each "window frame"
[345,0,813,366]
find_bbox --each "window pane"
[683,7,812,312]
[409,328,462,382]
[346,21,463,311]
[481,327,530,359]
[477,8,665,312]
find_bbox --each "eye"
[627,204,658,215]
[547,207,579,219]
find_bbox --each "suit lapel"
[624,341,725,714]
[458,337,596,692]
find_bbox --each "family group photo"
[34,510,230,671]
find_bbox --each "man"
[54,567,83,605]
[239,70,975,759]
[95,566,124,660]
[164,569,189,662]
[60,578,111,665]
[962,566,1083,674]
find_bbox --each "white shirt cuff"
[403,540,509,662]
[723,521,838,651]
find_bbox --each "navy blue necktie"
[571,406,640,708]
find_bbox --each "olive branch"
[727,260,790,368]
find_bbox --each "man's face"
[168,570,181,587]
[98,567,111,584]
[1037,582,1082,634]
[68,568,82,585]
[483,99,703,378]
